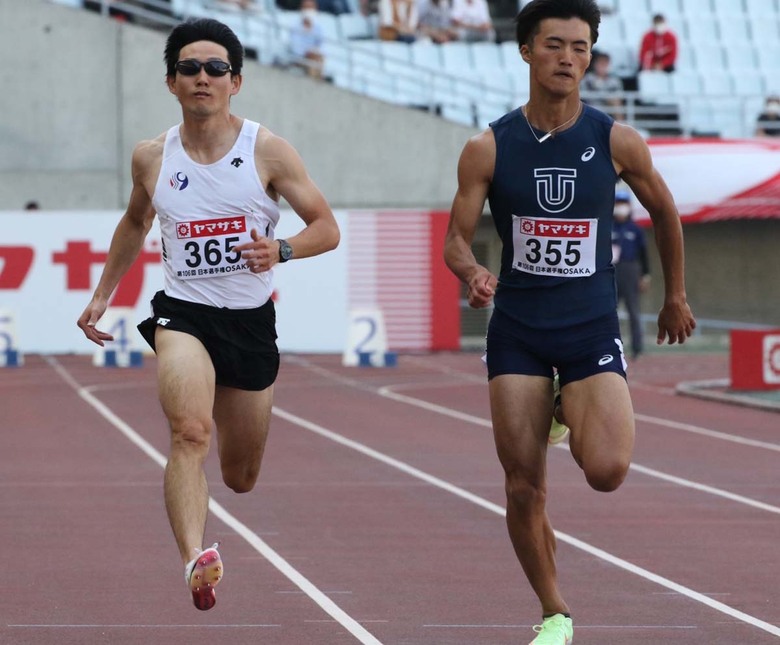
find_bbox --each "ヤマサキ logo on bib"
[512,215,597,277]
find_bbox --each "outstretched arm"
[611,122,696,344]
[444,130,497,309]
[76,141,158,345]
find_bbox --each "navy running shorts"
[137,290,279,391]
[485,308,627,386]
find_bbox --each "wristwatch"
[278,239,293,263]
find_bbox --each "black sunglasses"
[175,59,232,77]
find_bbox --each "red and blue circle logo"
[170,172,189,191]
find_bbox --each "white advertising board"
[1,210,348,354]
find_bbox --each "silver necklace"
[522,102,582,143]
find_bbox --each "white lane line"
[381,386,780,453]
[44,356,382,645]
[634,413,780,452]
[629,463,780,515]
[379,386,780,516]
[272,406,780,639]
[422,624,698,629]
[379,387,492,428]
[374,355,780,451]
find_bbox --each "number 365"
[184,236,241,268]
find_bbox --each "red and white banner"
[0,209,460,355]
[348,210,459,352]
[634,138,780,225]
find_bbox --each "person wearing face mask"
[289,0,326,79]
[638,13,677,73]
[612,190,650,360]
[755,95,780,137]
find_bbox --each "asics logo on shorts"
[598,354,614,366]
[157,317,170,326]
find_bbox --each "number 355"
[525,239,581,266]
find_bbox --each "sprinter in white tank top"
[77,17,339,612]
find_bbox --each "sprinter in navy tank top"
[443,1,696,643]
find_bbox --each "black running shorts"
[137,290,279,391]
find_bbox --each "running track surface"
[2,352,779,645]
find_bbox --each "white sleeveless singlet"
[152,119,280,308]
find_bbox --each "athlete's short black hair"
[164,18,244,78]
[515,0,601,49]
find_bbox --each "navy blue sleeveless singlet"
[488,103,618,329]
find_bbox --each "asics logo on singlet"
[598,354,614,365]
[169,172,189,191]
[534,168,577,213]
[581,147,596,162]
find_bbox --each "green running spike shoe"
[530,613,573,644]
[549,374,570,445]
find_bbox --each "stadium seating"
[647,0,681,16]
[337,12,374,39]
[470,41,503,69]
[748,16,780,43]
[745,0,780,16]
[59,0,780,137]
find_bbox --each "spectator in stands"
[450,0,494,42]
[318,0,351,16]
[378,0,418,42]
[360,0,380,17]
[755,95,780,137]
[289,0,326,78]
[417,0,458,43]
[612,190,650,359]
[581,50,623,119]
[24,201,40,211]
[638,13,677,73]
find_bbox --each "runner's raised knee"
[584,458,629,492]
[222,462,260,494]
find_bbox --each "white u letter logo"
[534,168,577,213]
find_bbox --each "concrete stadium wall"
[0,0,472,211]
[669,220,780,326]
